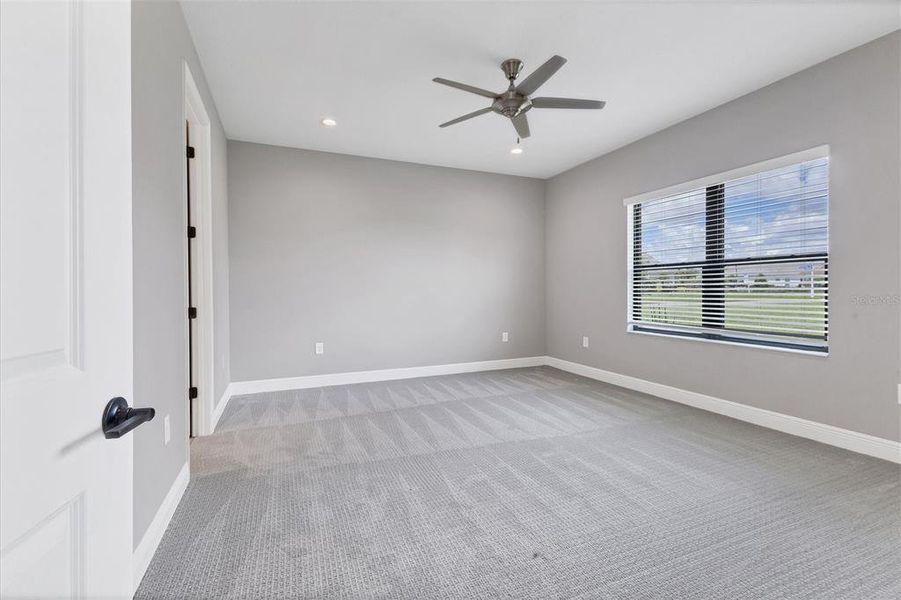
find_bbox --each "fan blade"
[531,97,606,110]
[511,112,530,139]
[515,55,567,96]
[432,77,497,99]
[439,107,493,128]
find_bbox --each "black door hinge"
[189,386,198,399]
[189,306,197,319]
[187,226,196,238]
[186,145,195,159]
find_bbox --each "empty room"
[1,1,899,598]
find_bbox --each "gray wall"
[131,0,230,547]
[545,32,900,442]
[227,142,545,381]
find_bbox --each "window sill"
[627,326,829,357]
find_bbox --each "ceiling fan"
[433,55,605,139]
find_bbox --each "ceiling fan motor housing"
[492,91,531,118]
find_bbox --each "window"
[626,148,829,353]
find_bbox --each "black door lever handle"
[102,397,155,439]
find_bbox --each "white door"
[0,1,135,598]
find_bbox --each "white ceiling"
[181,1,899,179]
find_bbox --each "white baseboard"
[544,356,901,464]
[227,356,546,397]
[133,462,190,592]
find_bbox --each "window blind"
[627,152,829,352]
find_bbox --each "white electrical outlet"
[897,383,901,405]
[502,331,509,342]
[315,342,324,355]
[582,336,590,348]
[164,414,171,445]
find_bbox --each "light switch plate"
[315,342,324,355]
[502,331,509,342]
[582,336,590,348]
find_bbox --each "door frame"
[183,62,215,437]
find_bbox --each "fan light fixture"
[320,118,337,127]
[510,147,523,155]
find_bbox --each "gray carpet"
[136,366,901,599]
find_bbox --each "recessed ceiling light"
[510,147,523,155]
[320,118,337,128]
